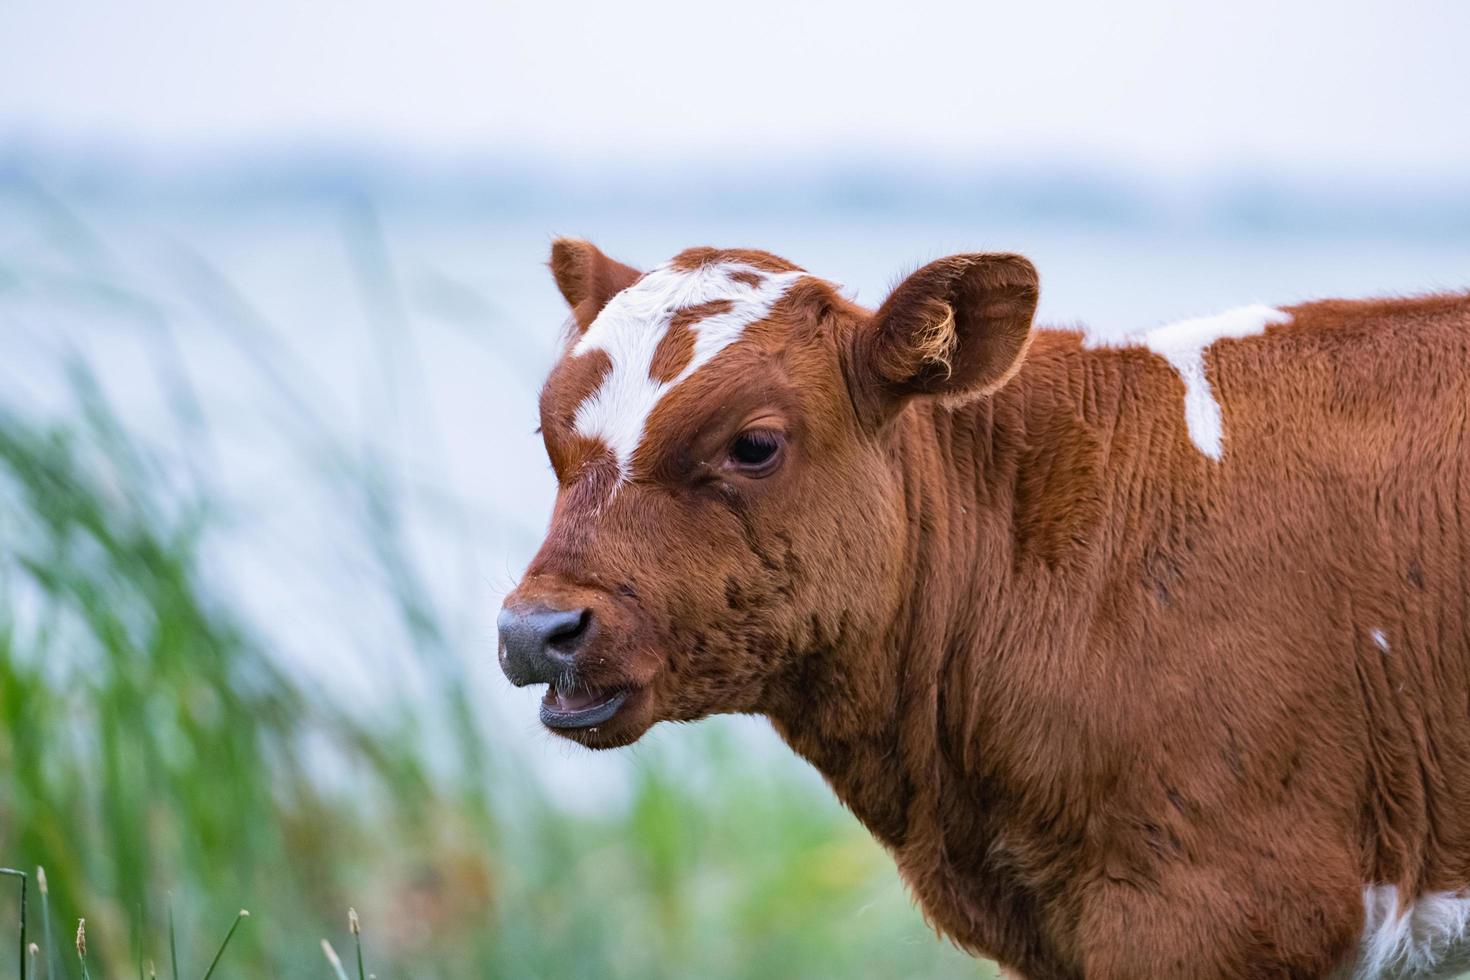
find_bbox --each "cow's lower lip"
[540,686,629,729]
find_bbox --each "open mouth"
[540,683,629,729]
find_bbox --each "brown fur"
[650,300,732,383]
[549,237,642,332]
[671,246,802,274]
[505,240,1470,979]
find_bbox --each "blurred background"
[1,1,1468,976]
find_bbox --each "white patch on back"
[1371,628,1390,652]
[570,261,810,481]
[1084,304,1291,460]
[1343,885,1470,979]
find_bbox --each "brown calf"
[498,239,1470,979]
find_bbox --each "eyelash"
[726,430,783,475]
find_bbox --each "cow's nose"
[497,601,593,686]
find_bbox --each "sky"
[2,0,1469,178]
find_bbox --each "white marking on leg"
[1084,304,1291,460]
[1371,628,1390,652]
[570,262,810,481]
[1350,885,1470,979]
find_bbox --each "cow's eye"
[726,430,783,476]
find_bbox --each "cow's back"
[1182,295,1470,978]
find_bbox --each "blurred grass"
[0,180,989,978]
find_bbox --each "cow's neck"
[768,332,1144,944]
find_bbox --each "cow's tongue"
[551,685,609,712]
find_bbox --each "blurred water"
[4,175,1469,809]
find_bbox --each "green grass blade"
[348,909,365,980]
[1,868,26,980]
[168,895,178,980]
[200,910,249,980]
[37,869,54,980]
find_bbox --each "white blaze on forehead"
[1086,304,1291,460]
[570,261,810,480]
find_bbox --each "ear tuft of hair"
[910,299,958,380]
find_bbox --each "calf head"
[499,240,1038,747]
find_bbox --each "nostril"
[546,608,592,650]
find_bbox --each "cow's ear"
[549,238,642,333]
[852,253,1037,422]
